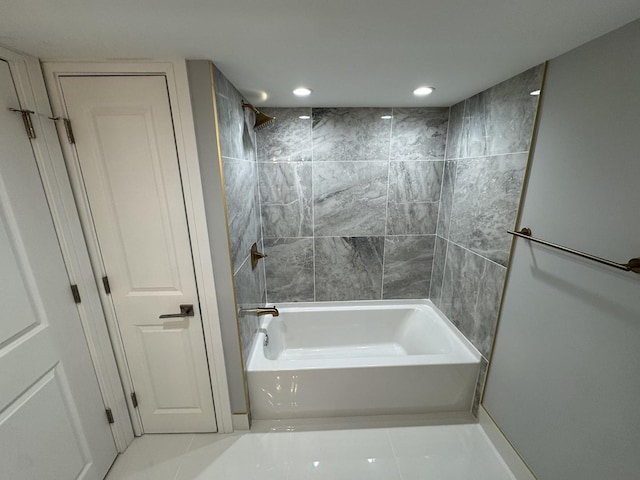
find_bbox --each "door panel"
[0,60,116,479]
[2,369,88,480]
[59,75,216,433]
[0,213,40,344]
[138,326,202,409]
[92,108,182,292]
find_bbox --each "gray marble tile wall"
[213,66,266,365]
[431,65,544,361]
[256,107,449,302]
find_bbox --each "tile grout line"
[446,238,508,269]
[386,428,407,480]
[430,108,450,297]
[381,107,394,300]
[440,149,531,162]
[439,99,465,307]
[255,138,269,305]
[233,253,251,277]
[171,434,197,480]
[310,107,317,302]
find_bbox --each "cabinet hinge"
[105,408,115,424]
[131,392,139,408]
[9,108,36,139]
[102,276,111,294]
[70,284,81,304]
[63,118,75,144]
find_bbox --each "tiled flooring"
[106,423,516,480]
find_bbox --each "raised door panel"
[90,108,182,294]
[1,369,90,480]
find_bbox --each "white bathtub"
[247,300,481,420]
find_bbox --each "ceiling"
[1,1,640,107]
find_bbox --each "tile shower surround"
[256,65,543,367]
[256,107,449,303]
[212,66,266,366]
[431,64,544,412]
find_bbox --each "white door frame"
[0,47,136,451]
[42,60,234,435]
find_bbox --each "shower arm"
[241,101,259,114]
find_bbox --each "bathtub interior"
[255,301,480,365]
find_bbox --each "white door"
[59,75,216,433]
[0,60,116,479]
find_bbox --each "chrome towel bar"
[507,227,640,274]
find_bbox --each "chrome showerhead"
[241,101,276,130]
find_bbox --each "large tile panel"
[256,108,312,162]
[383,236,435,299]
[387,161,442,235]
[259,162,313,238]
[264,238,315,303]
[436,160,456,238]
[474,260,506,358]
[448,153,527,266]
[315,237,384,301]
[429,235,448,306]
[444,102,464,160]
[213,66,252,161]
[390,108,449,160]
[312,108,392,161]
[440,242,506,358]
[313,161,388,236]
[483,65,543,156]
[235,255,266,365]
[463,93,488,158]
[222,158,260,273]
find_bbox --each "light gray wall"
[484,19,640,479]
[255,107,449,302]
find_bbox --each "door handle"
[159,304,194,319]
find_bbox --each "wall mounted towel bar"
[507,227,640,274]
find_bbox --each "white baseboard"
[232,413,250,431]
[478,406,537,480]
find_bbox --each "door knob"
[159,304,194,319]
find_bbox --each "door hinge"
[70,284,81,304]
[102,275,111,294]
[63,118,75,144]
[131,392,139,408]
[105,408,115,424]
[8,108,36,139]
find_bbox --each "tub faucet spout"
[240,306,279,317]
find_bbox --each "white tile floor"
[105,423,516,480]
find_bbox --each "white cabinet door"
[59,75,216,433]
[0,60,117,479]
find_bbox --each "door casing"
[42,60,234,435]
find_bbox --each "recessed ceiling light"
[293,87,312,97]
[299,115,311,120]
[413,86,434,96]
[530,89,541,96]
[380,115,393,120]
